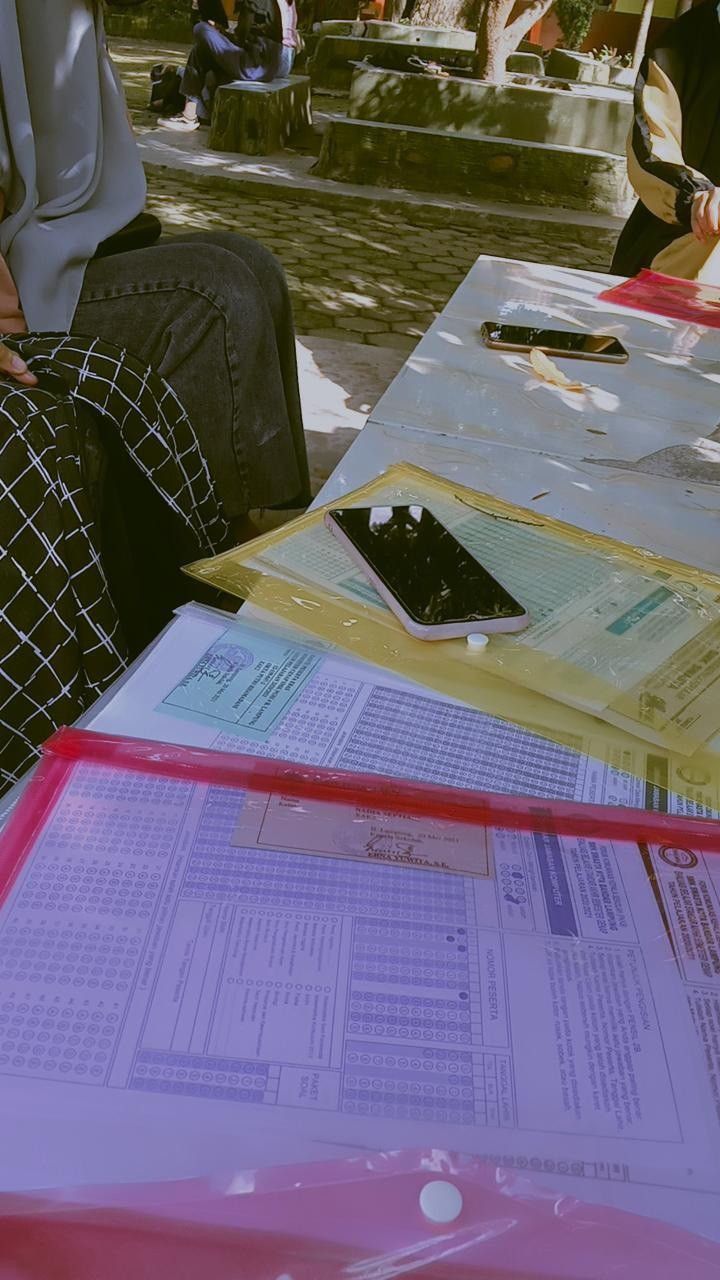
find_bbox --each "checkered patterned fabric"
[0,334,229,793]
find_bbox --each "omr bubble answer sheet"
[0,726,719,1245]
[90,606,720,816]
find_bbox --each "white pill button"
[419,1179,463,1225]
[466,633,489,652]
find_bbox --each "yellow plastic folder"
[186,464,720,796]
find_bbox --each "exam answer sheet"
[236,473,720,757]
[0,747,719,1247]
[0,605,715,1238]
[92,605,720,816]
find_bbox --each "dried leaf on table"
[531,491,550,500]
[529,347,586,392]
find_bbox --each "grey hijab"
[0,0,146,330]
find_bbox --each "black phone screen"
[483,324,627,359]
[329,505,526,626]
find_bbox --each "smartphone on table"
[324,504,529,641]
[480,322,629,363]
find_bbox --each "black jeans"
[182,21,286,121]
[76,231,309,516]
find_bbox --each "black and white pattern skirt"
[0,334,230,793]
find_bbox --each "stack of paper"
[0,716,719,1253]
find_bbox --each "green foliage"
[590,43,631,65]
[555,0,597,49]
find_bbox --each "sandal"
[407,55,450,77]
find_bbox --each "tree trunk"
[410,0,470,26]
[474,0,514,79]
[474,0,552,81]
[631,0,654,73]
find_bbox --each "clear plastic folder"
[0,726,719,1265]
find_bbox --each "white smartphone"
[324,504,529,641]
[480,322,629,363]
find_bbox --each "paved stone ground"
[114,40,618,353]
[145,171,443,348]
[112,38,622,492]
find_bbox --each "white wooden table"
[316,418,720,574]
[332,256,720,572]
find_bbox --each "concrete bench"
[314,118,634,216]
[209,76,312,155]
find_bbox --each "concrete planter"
[313,20,476,46]
[348,65,632,155]
[508,53,545,76]
[608,64,635,87]
[310,34,476,90]
[315,117,633,215]
[545,48,610,84]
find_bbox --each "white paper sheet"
[89,605,720,817]
[0,751,719,1246]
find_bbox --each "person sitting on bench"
[166,0,299,130]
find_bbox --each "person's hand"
[691,187,720,241]
[0,341,37,386]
